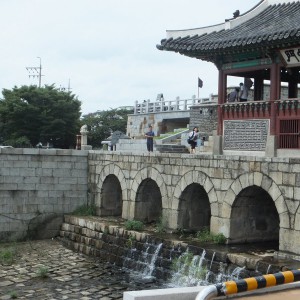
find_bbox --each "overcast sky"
[0,0,259,115]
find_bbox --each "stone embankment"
[59,215,297,284]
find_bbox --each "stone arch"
[221,171,290,243]
[173,170,218,231]
[293,205,300,231]
[177,183,211,231]
[135,178,162,223]
[130,167,168,222]
[96,164,127,217]
[100,175,122,216]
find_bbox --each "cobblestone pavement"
[0,239,160,300]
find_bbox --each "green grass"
[36,266,49,278]
[155,216,167,233]
[9,291,18,299]
[72,204,96,216]
[126,234,136,248]
[195,227,226,244]
[0,246,17,265]
[124,220,144,231]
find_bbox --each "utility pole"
[59,79,72,92]
[26,57,43,87]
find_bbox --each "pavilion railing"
[221,98,300,149]
[221,98,300,118]
[134,97,217,114]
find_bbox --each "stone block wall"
[0,148,88,242]
[189,104,218,135]
[88,151,300,256]
[59,215,283,281]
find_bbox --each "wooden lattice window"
[278,119,300,149]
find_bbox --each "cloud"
[0,0,259,114]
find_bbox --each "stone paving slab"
[0,239,159,300]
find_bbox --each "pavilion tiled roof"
[157,1,300,62]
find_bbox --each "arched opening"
[229,186,279,244]
[177,183,211,231]
[100,175,122,216]
[135,179,162,223]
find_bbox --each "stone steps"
[155,144,190,153]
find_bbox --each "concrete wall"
[127,111,190,138]
[0,148,88,242]
[88,151,300,257]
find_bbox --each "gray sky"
[0,0,259,115]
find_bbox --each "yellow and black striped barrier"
[216,269,300,296]
[196,269,300,300]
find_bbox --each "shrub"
[36,266,49,278]
[195,227,213,243]
[72,204,96,216]
[9,291,18,299]
[155,216,167,233]
[124,220,144,231]
[0,246,16,265]
[195,228,226,244]
[126,234,136,248]
[213,233,227,244]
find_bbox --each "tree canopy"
[0,85,81,148]
[81,108,132,149]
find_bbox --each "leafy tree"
[81,108,132,149]
[0,85,81,148]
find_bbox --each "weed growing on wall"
[155,216,167,233]
[126,234,136,248]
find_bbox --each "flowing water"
[121,239,285,289]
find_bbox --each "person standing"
[145,125,155,153]
[188,127,199,154]
[227,87,239,102]
[239,78,253,102]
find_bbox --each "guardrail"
[195,269,300,300]
[134,97,217,114]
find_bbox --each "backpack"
[187,131,195,144]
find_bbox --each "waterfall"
[169,249,208,287]
[143,243,163,278]
[209,252,216,270]
[123,241,163,281]
[230,266,246,281]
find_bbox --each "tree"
[81,108,132,149]
[0,85,81,148]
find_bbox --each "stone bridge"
[88,151,300,256]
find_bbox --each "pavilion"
[157,0,300,157]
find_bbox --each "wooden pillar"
[217,69,226,135]
[288,68,298,98]
[254,73,264,101]
[270,62,280,135]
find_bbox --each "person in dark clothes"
[145,125,155,153]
